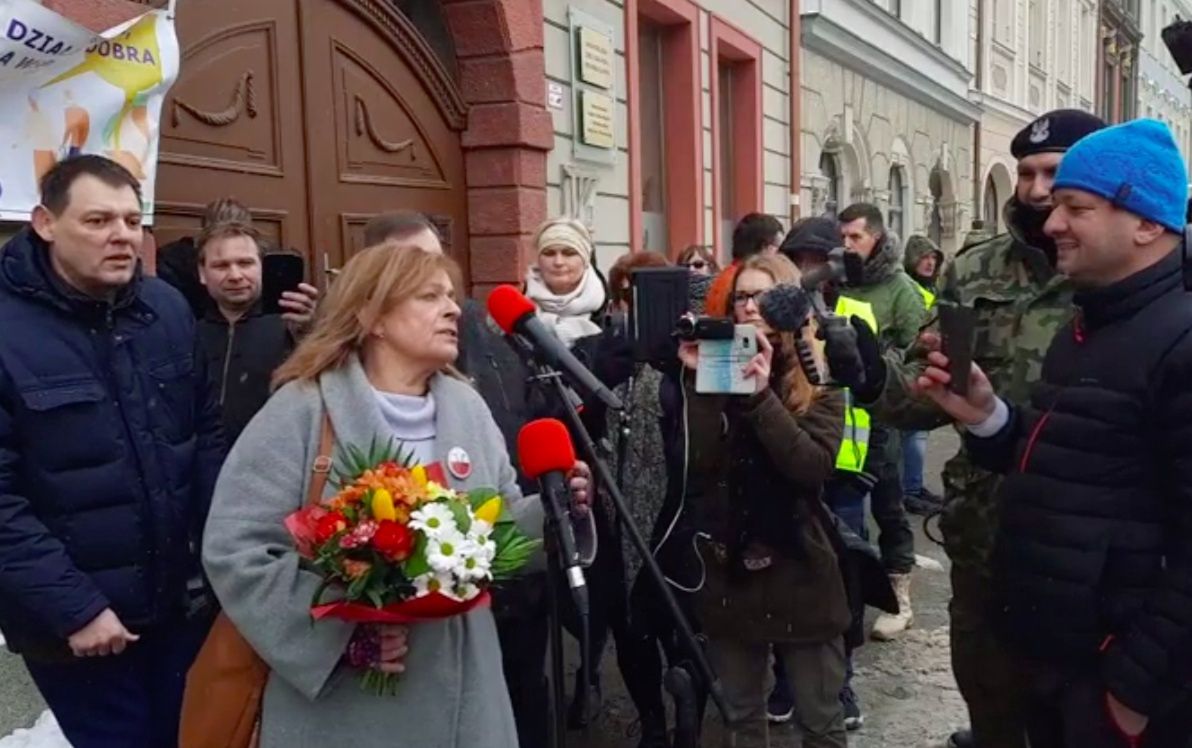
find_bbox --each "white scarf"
[524,266,606,347]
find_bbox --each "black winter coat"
[0,229,226,659]
[966,249,1192,717]
[196,304,293,445]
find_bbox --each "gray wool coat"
[202,356,542,748]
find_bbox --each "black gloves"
[822,314,886,402]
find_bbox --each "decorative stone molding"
[561,163,601,231]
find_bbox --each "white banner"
[0,0,180,222]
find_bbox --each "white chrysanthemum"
[409,502,457,538]
[412,571,455,598]
[468,518,493,539]
[454,546,493,582]
[426,531,468,574]
[471,537,497,564]
[445,581,482,602]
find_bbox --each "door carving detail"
[171,70,258,127]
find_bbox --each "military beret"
[1010,109,1107,159]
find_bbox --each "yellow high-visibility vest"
[914,281,937,310]
[833,296,877,474]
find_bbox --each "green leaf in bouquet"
[467,488,497,510]
[448,499,472,535]
[310,576,335,608]
[491,535,543,579]
[345,564,377,601]
[365,586,385,609]
[402,532,431,579]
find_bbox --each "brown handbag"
[179,412,336,748]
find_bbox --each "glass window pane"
[719,63,735,251]
[639,22,667,250]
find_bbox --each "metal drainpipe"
[790,0,802,223]
[973,0,985,226]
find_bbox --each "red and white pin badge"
[447,447,472,480]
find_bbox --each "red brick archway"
[442,0,552,297]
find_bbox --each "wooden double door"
[153,0,468,281]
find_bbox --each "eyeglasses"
[732,290,766,307]
[685,261,708,270]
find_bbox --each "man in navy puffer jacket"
[0,156,225,747]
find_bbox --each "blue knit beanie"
[1053,119,1188,232]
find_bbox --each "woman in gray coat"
[202,227,590,748]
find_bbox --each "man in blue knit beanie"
[918,118,1192,746]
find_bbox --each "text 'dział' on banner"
[0,0,179,223]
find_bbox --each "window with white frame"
[994,0,1013,45]
[820,151,840,216]
[1057,0,1072,81]
[1029,0,1047,69]
[888,167,905,239]
[638,21,668,251]
[984,174,1001,233]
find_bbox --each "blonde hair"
[272,243,463,388]
[734,253,825,415]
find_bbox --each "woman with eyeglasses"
[654,253,851,747]
[677,244,718,276]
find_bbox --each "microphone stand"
[521,359,731,735]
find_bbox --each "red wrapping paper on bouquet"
[311,590,491,624]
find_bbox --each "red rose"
[315,512,348,544]
[372,520,414,561]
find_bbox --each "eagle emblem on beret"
[1029,118,1051,144]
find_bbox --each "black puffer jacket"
[966,249,1192,716]
[0,229,225,659]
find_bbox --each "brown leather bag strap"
[306,409,335,507]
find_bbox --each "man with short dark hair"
[836,202,928,641]
[195,222,316,444]
[706,212,785,316]
[0,155,225,747]
[923,118,1192,747]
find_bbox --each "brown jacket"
[685,379,850,644]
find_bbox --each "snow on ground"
[0,712,68,748]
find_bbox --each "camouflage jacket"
[866,221,1075,573]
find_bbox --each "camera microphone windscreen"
[759,283,813,333]
[517,419,577,480]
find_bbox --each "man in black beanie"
[853,108,1106,748]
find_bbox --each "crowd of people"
[2,108,1192,748]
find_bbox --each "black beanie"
[779,217,839,260]
[1010,109,1107,159]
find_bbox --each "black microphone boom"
[537,469,589,604]
[510,314,623,411]
[799,246,865,291]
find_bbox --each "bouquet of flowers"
[285,439,540,694]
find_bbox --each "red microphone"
[517,418,588,605]
[487,285,622,410]
[517,418,576,480]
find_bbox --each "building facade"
[800,0,979,255]
[969,0,1099,235]
[1099,0,1144,123]
[542,0,798,270]
[30,0,802,284]
[1137,0,1192,182]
